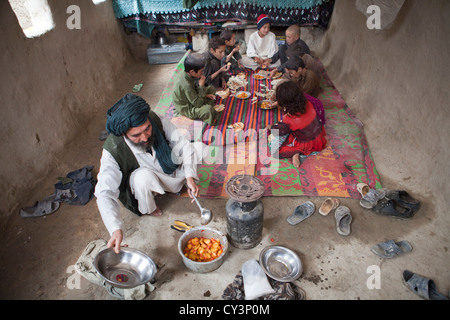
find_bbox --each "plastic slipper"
[20,198,60,218]
[287,201,315,225]
[360,188,386,209]
[335,206,352,236]
[382,189,420,213]
[319,198,340,216]
[371,240,412,259]
[402,270,449,300]
[371,198,414,219]
[357,183,370,197]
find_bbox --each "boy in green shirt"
[173,52,220,125]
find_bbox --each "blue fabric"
[54,166,96,206]
[106,94,150,136]
[113,0,325,18]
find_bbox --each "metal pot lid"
[225,175,265,202]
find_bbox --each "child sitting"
[173,52,220,125]
[270,80,327,168]
[203,37,231,89]
[220,29,244,71]
[241,14,280,70]
[268,25,321,78]
[283,56,321,98]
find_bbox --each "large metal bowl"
[178,226,228,273]
[259,245,303,282]
[94,247,157,289]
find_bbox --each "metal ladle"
[187,186,212,225]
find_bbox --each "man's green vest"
[102,111,164,215]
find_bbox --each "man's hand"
[186,177,199,202]
[107,229,126,254]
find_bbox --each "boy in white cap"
[241,14,280,70]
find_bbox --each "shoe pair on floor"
[357,183,420,219]
[287,199,352,236]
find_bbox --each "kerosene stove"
[225,175,265,249]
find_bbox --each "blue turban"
[106,94,150,136]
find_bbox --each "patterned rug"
[154,52,381,199]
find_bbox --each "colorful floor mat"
[154,52,381,199]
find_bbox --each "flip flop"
[20,198,60,218]
[357,183,370,197]
[318,198,340,216]
[381,189,420,213]
[371,198,414,219]
[402,270,449,300]
[360,188,386,209]
[335,206,352,236]
[287,201,315,225]
[371,240,412,259]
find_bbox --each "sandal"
[357,183,370,197]
[402,270,449,300]
[360,188,386,209]
[335,206,352,236]
[319,198,340,216]
[371,198,414,219]
[371,240,412,259]
[20,198,60,218]
[287,201,315,225]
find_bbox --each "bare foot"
[149,206,163,216]
[292,153,301,168]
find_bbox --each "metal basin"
[259,245,303,282]
[178,226,228,273]
[94,247,157,289]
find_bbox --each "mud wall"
[0,0,130,222]
[313,0,450,212]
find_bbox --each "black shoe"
[371,198,414,219]
[383,189,420,213]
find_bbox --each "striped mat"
[154,52,382,199]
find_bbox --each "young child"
[268,24,320,78]
[283,56,321,98]
[241,14,280,70]
[220,29,243,71]
[173,52,220,125]
[270,80,327,168]
[202,37,231,89]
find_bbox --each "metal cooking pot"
[178,226,228,273]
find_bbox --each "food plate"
[258,100,276,110]
[253,73,266,80]
[235,91,251,99]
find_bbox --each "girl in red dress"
[270,80,327,167]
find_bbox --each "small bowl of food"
[258,100,276,110]
[253,73,266,80]
[259,245,303,282]
[235,91,251,99]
